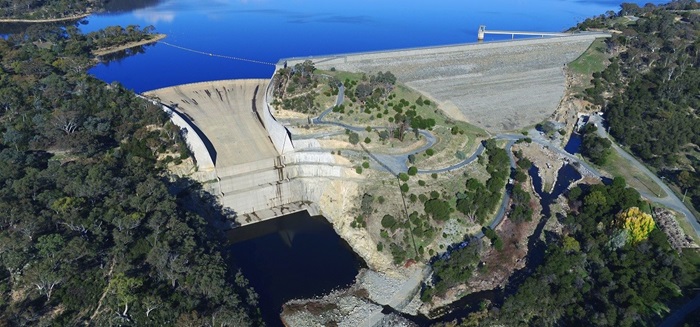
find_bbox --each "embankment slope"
[304,35,601,132]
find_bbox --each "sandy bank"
[93,34,167,57]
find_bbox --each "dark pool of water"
[529,164,581,217]
[564,132,583,154]
[226,211,365,327]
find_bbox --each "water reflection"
[103,0,163,13]
[96,44,151,64]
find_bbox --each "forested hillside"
[0,0,107,19]
[0,24,260,326]
[578,1,700,215]
[491,179,699,326]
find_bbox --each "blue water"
[84,0,665,92]
[564,132,583,154]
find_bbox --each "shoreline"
[0,13,89,23]
[93,34,167,57]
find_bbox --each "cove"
[225,211,366,327]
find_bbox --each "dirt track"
[308,36,600,132]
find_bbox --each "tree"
[616,207,655,244]
[407,166,418,176]
[424,199,450,221]
[381,214,397,229]
[109,273,143,317]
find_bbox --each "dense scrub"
[455,140,510,224]
[0,24,260,325]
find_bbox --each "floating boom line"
[157,41,276,66]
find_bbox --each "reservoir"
[81,0,666,92]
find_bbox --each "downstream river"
[78,0,664,326]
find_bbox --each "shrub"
[364,137,371,144]
[399,173,409,182]
[407,166,418,176]
[431,173,438,179]
[355,166,363,174]
[400,183,409,193]
[418,180,426,186]
[517,158,532,170]
[419,194,428,203]
[426,148,434,156]
[493,237,504,251]
[362,162,370,169]
[348,132,360,145]
[381,215,397,229]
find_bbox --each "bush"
[349,132,360,145]
[407,166,418,175]
[426,148,434,156]
[418,180,426,186]
[399,173,409,182]
[408,154,416,164]
[400,183,409,193]
[390,243,407,265]
[362,162,370,169]
[381,214,397,229]
[409,194,418,202]
[364,137,371,144]
[377,242,384,252]
[355,166,363,174]
[493,237,504,251]
[431,173,438,179]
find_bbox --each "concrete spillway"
[145,80,354,226]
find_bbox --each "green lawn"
[601,150,667,198]
[568,38,609,77]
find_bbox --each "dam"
[143,34,605,227]
[284,34,606,131]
